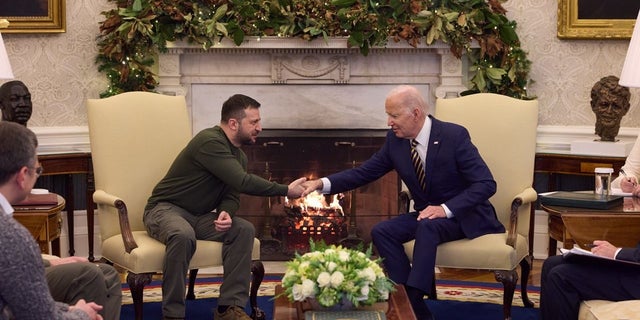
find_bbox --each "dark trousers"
[540,254,640,320]
[371,212,464,294]
[46,262,122,320]
[144,202,255,318]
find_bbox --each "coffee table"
[274,284,417,320]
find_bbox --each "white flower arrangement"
[281,240,395,308]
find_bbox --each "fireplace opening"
[276,191,349,254]
[237,129,400,260]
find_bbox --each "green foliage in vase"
[96,0,531,99]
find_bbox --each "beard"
[238,130,257,145]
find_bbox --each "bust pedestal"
[570,139,634,157]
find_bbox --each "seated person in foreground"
[44,255,122,320]
[0,121,103,319]
[540,240,640,320]
[612,135,640,195]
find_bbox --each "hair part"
[0,121,38,185]
[220,94,261,123]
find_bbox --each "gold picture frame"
[558,0,638,39]
[0,0,65,33]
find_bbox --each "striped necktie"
[411,139,426,190]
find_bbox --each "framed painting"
[558,0,640,39]
[0,0,66,33]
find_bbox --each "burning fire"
[285,191,344,216]
[284,191,346,231]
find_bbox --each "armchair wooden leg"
[494,269,517,320]
[186,269,199,300]
[250,260,266,320]
[127,272,153,320]
[519,257,534,308]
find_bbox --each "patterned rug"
[121,275,540,307]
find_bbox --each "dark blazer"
[327,116,504,239]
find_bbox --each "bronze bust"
[0,80,32,126]
[590,75,631,142]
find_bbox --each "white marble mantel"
[157,37,469,132]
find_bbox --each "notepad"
[538,191,623,210]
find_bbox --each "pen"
[620,168,637,186]
[584,243,597,248]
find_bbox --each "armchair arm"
[93,190,139,253]
[398,190,412,214]
[505,187,538,248]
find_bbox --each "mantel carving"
[272,55,349,84]
[157,37,471,130]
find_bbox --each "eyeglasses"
[30,165,43,177]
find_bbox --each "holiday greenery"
[96,0,531,98]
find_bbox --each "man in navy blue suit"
[303,85,505,319]
[540,240,640,320]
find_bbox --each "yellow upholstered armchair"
[87,92,264,320]
[399,93,538,320]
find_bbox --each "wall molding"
[32,125,640,155]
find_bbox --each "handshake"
[287,177,324,199]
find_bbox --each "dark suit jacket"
[327,116,504,239]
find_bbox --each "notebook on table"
[12,193,58,208]
[538,191,623,210]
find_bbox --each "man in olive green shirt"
[144,94,306,320]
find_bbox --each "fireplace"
[155,36,470,259]
[235,130,399,259]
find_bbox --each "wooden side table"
[542,199,640,252]
[38,153,96,260]
[274,284,416,320]
[534,153,627,256]
[13,194,65,255]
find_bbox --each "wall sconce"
[620,11,640,88]
[0,19,14,80]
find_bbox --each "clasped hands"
[286,177,324,199]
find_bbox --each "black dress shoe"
[405,285,435,320]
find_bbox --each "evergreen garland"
[96,0,531,98]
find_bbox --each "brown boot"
[214,306,251,320]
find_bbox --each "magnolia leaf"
[471,69,487,91]
[132,0,142,12]
[486,67,507,84]
[417,10,433,18]
[216,22,228,37]
[232,29,244,46]
[499,24,518,44]
[426,25,436,44]
[331,0,357,8]
[443,12,459,22]
[507,66,516,81]
[212,4,228,21]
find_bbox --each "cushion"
[579,299,640,320]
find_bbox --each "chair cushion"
[579,300,640,320]
[403,232,529,270]
[102,231,260,273]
